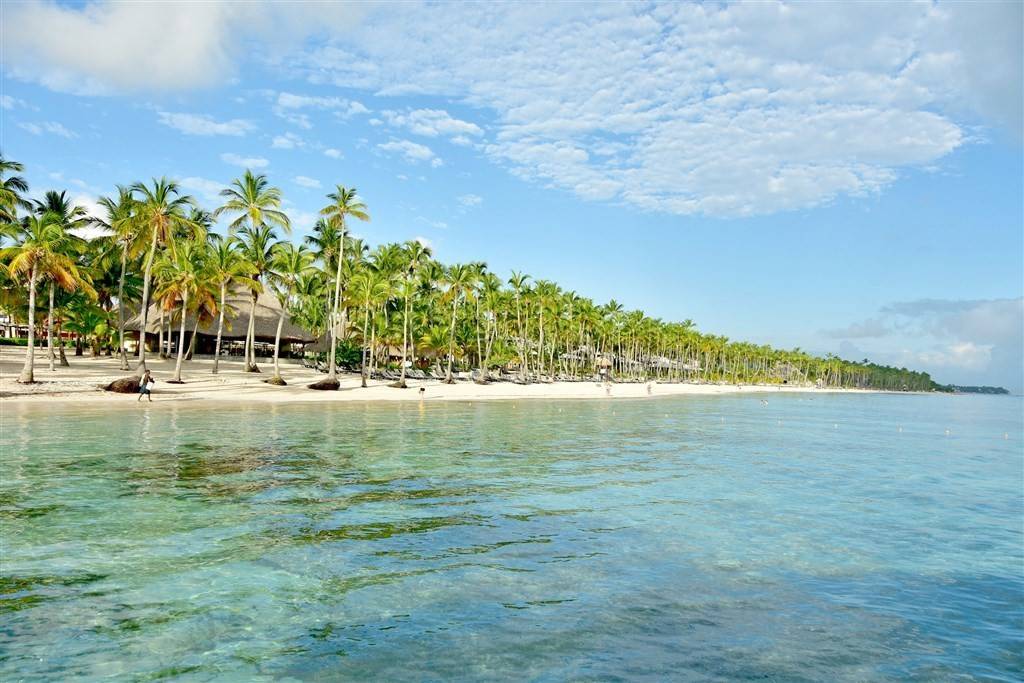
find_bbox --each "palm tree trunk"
[360,297,370,388]
[57,323,69,367]
[328,230,345,381]
[47,282,55,372]
[186,316,199,360]
[173,295,188,382]
[272,309,285,381]
[245,289,258,372]
[445,297,458,383]
[398,281,410,388]
[136,231,158,372]
[157,306,165,359]
[213,282,226,374]
[117,242,129,370]
[18,265,38,383]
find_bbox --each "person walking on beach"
[137,370,155,402]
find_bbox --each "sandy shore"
[0,347,879,406]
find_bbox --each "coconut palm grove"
[1,154,942,392]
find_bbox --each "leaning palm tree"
[130,178,199,372]
[267,242,313,384]
[208,235,256,374]
[154,240,209,383]
[214,170,290,371]
[319,185,369,383]
[1,212,81,382]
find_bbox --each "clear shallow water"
[1,394,1021,682]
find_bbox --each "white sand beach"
[0,348,881,407]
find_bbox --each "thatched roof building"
[126,288,315,343]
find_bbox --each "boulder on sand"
[104,376,140,393]
[307,378,340,391]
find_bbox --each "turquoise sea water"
[1,393,1021,681]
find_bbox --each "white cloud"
[293,175,321,189]
[288,2,1021,216]
[377,138,441,165]
[180,176,225,205]
[18,121,76,138]
[221,152,269,169]
[323,147,343,159]
[271,132,305,149]
[834,298,1024,391]
[457,193,483,207]
[158,111,255,136]
[414,235,434,250]
[1,95,26,110]
[382,108,482,139]
[0,2,369,94]
[272,91,370,128]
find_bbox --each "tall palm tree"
[130,178,199,372]
[208,235,256,374]
[96,186,141,369]
[34,191,89,371]
[267,242,313,384]
[233,224,279,372]
[215,171,290,371]
[154,240,209,383]
[348,268,388,387]
[395,239,432,388]
[441,263,476,383]
[319,185,369,382]
[1,212,82,382]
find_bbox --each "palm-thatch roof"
[126,287,315,343]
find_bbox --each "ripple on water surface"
[1,394,1022,681]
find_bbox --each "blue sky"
[2,1,1022,390]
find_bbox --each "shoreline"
[0,350,914,408]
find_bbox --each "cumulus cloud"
[220,152,269,169]
[271,132,305,149]
[293,175,321,189]
[378,139,442,166]
[831,298,1024,391]
[323,148,343,159]
[382,108,483,139]
[18,121,76,138]
[180,176,225,205]
[1,95,27,110]
[158,112,255,136]
[0,1,368,94]
[289,2,1019,216]
[271,91,369,128]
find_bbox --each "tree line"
[0,155,943,392]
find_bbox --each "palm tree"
[1,212,83,382]
[441,263,476,383]
[319,185,369,382]
[394,239,431,388]
[267,242,313,384]
[215,171,290,371]
[96,186,141,369]
[208,235,256,374]
[508,271,531,381]
[154,240,209,383]
[130,178,199,372]
[348,268,388,387]
[34,191,89,371]
[233,224,279,372]
[0,155,30,225]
